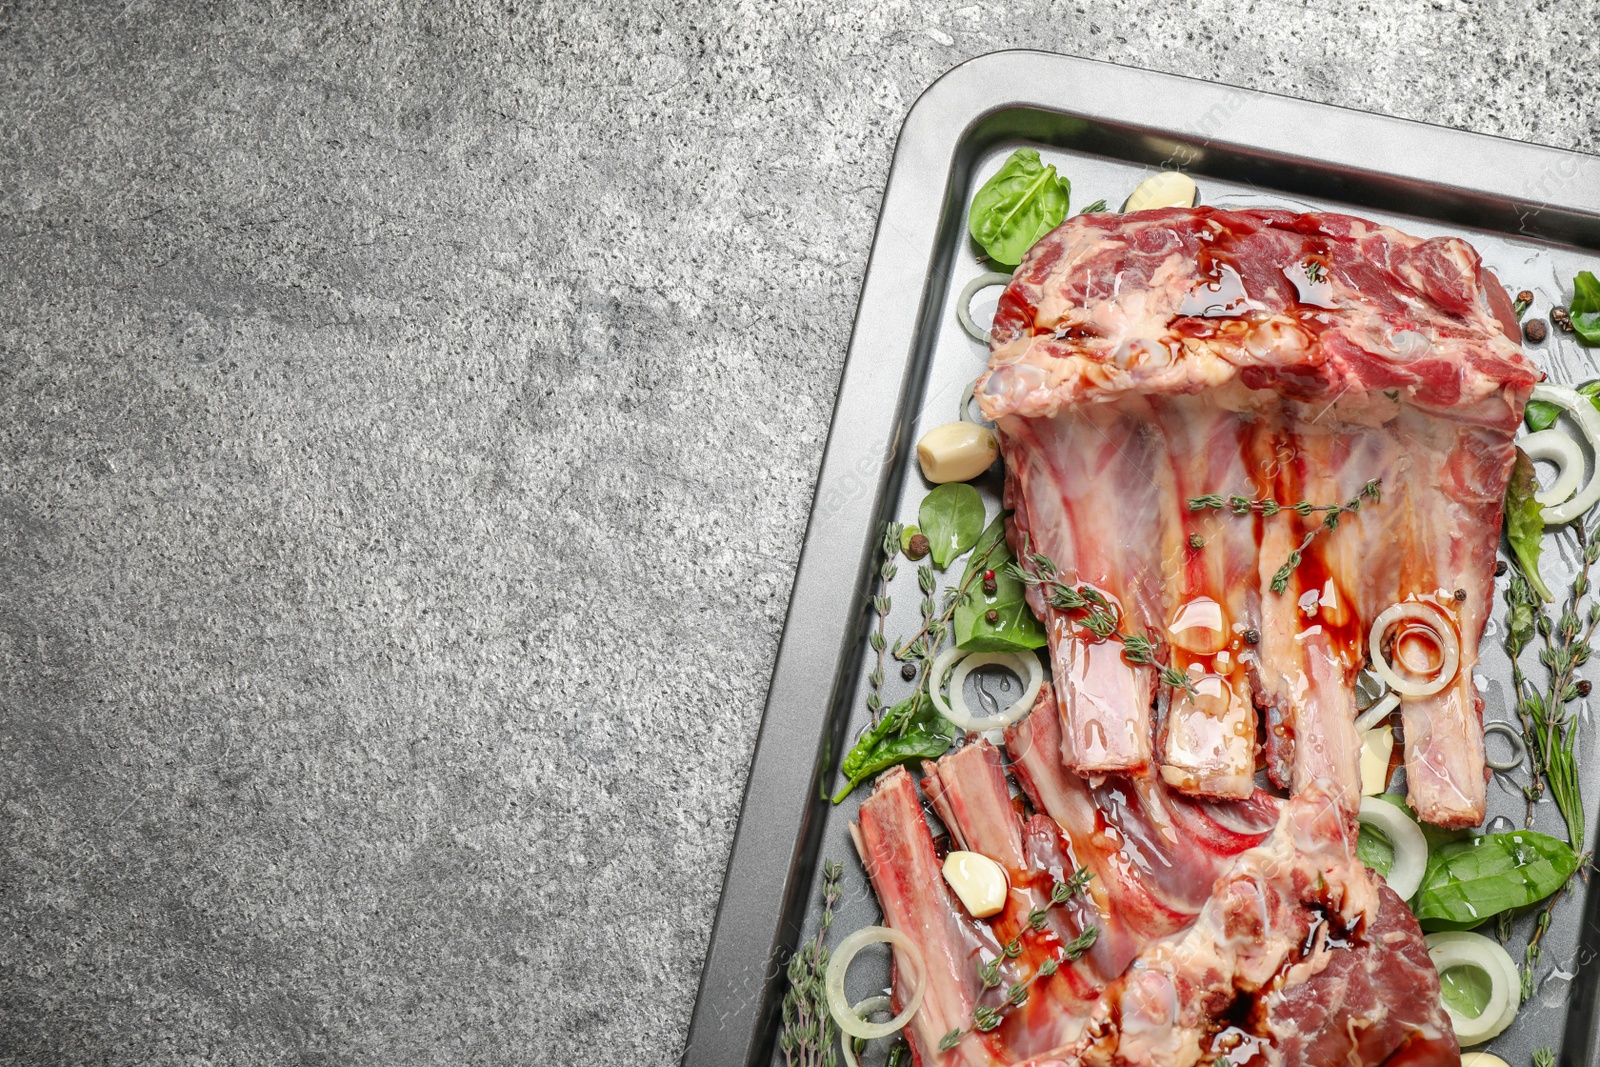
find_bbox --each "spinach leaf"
[1506,447,1554,603]
[920,483,986,570]
[1356,824,1396,878]
[830,692,955,804]
[1524,379,1600,431]
[1573,270,1600,346]
[968,148,1071,267]
[1413,829,1580,931]
[954,513,1046,653]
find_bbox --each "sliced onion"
[1529,383,1600,524]
[926,646,970,722]
[1425,931,1520,1046]
[825,926,926,1041]
[1353,691,1401,733]
[1482,721,1528,773]
[932,650,1045,733]
[1369,601,1460,698]
[956,271,1015,343]
[1357,797,1427,901]
[839,995,892,1067]
[1519,427,1584,507]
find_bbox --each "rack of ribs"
[977,207,1536,827]
[853,688,1457,1067]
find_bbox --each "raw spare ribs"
[849,207,1536,1067]
[983,206,1534,826]
[854,687,1458,1067]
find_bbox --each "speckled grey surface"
[0,2,1596,1064]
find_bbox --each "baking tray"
[682,50,1600,1067]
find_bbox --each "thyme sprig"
[780,860,844,1067]
[891,535,1008,715]
[1520,859,1587,1001]
[867,523,904,723]
[1534,1048,1556,1067]
[938,870,1097,1053]
[1007,546,1197,696]
[1505,520,1600,845]
[1188,479,1382,594]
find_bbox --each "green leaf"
[953,513,1047,653]
[1356,822,1396,878]
[831,692,956,804]
[920,484,986,570]
[968,148,1071,267]
[1524,399,1562,432]
[1572,270,1600,346]
[1413,829,1580,930]
[1505,447,1554,603]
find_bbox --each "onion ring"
[1482,721,1527,773]
[1357,797,1428,902]
[956,271,1016,344]
[1528,383,1600,524]
[825,926,927,1041]
[1353,691,1401,734]
[1369,601,1460,698]
[931,650,1045,733]
[1424,931,1520,1045]
[1518,427,1584,507]
[839,995,893,1067]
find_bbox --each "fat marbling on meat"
[976,207,1537,826]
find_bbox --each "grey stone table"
[2,2,1596,1064]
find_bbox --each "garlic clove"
[1124,171,1198,213]
[1459,1054,1512,1067]
[917,422,999,484]
[942,850,1008,919]
[1360,725,1395,796]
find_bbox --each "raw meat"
[852,693,1455,1066]
[978,207,1537,825]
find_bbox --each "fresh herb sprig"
[1007,547,1197,696]
[938,870,1096,1052]
[1521,863,1585,1001]
[780,861,844,1067]
[867,523,904,722]
[1534,1047,1556,1067]
[1188,480,1382,594]
[1504,521,1600,846]
[893,535,1008,692]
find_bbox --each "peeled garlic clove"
[1360,725,1394,795]
[1125,171,1198,212]
[942,850,1008,918]
[917,422,999,484]
[1460,1054,1513,1067]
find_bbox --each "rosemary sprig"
[1188,479,1382,594]
[1007,547,1197,696]
[867,523,904,723]
[780,860,844,1067]
[1533,1048,1555,1067]
[1505,520,1600,845]
[1303,259,1326,284]
[939,869,1096,1053]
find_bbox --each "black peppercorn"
[1518,289,1535,305]
[983,575,998,596]
[1552,305,1571,323]
[1579,679,1593,698]
[1524,318,1548,344]
[1453,588,1467,602]
[1243,628,1260,645]
[1495,559,1508,577]
[985,608,1000,624]
[901,662,917,681]
[905,532,930,560]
